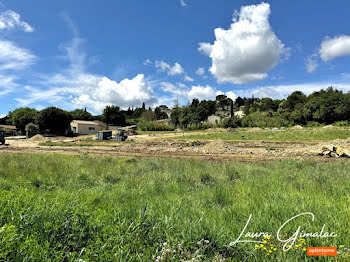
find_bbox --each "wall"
[71,122,104,135]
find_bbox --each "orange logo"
[307,247,337,256]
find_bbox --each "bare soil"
[1,132,349,162]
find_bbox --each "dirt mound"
[291,125,303,130]
[202,140,228,154]
[29,134,46,141]
[322,125,335,129]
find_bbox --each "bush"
[334,121,350,127]
[138,121,175,131]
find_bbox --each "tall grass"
[0,154,349,261]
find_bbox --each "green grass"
[169,128,350,142]
[0,154,349,261]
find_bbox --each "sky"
[1,0,350,116]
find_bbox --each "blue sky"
[1,0,350,115]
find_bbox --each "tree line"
[1,87,350,135]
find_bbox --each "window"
[89,127,95,131]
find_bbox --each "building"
[0,125,18,136]
[234,110,245,118]
[70,120,107,135]
[207,115,221,125]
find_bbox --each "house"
[0,125,18,136]
[70,120,107,135]
[234,110,245,118]
[207,115,221,125]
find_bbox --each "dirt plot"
[2,131,350,162]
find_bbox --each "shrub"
[334,121,350,127]
[138,121,175,131]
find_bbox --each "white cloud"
[155,60,170,71]
[143,59,152,65]
[169,62,184,75]
[196,67,205,76]
[0,114,6,118]
[319,35,350,61]
[180,0,187,7]
[188,85,216,100]
[234,82,350,100]
[0,40,36,71]
[73,74,156,112]
[305,54,318,73]
[0,40,36,96]
[0,74,19,96]
[16,19,156,113]
[0,10,34,32]
[198,2,287,84]
[155,60,185,76]
[184,75,194,82]
[161,82,188,97]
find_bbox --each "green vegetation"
[8,107,38,133]
[39,141,95,147]
[169,128,350,142]
[138,120,175,131]
[0,154,349,261]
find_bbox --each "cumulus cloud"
[155,60,185,76]
[0,10,34,32]
[161,82,188,97]
[73,74,156,112]
[169,62,184,75]
[319,35,350,61]
[188,85,217,100]
[198,2,286,84]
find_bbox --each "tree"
[70,109,93,121]
[154,105,169,120]
[0,115,10,125]
[140,111,156,121]
[102,105,126,126]
[171,100,181,127]
[234,96,245,108]
[25,123,39,137]
[216,95,229,110]
[9,107,38,133]
[37,107,72,135]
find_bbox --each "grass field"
[169,128,350,142]
[0,153,349,261]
